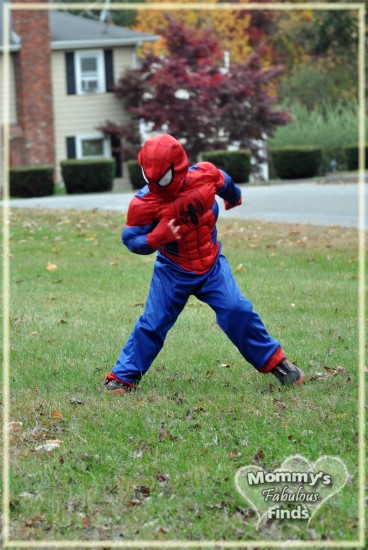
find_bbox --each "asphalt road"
[2,182,366,229]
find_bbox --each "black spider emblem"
[179,198,204,226]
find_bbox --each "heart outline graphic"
[234,454,349,528]
[280,454,349,524]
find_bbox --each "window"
[66,50,114,96]
[75,50,105,94]
[76,134,111,159]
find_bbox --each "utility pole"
[100,0,110,22]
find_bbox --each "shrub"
[201,150,251,183]
[270,146,322,179]
[344,144,368,170]
[127,160,145,189]
[60,159,115,194]
[269,101,361,169]
[10,165,54,198]
[321,148,348,174]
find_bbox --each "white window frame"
[76,134,111,160]
[75,50,106,95]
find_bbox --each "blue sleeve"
[216,170,241,206]
[122,224,155,255]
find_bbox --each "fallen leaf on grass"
[156,526,169,535]
[35,439,63,452]
[324,365,345,375]
[69,398,84,405]
[158,422,177,441]
[251,448,265,465]
[5,421,23,433]
[235,264,244,273]
[206,501,227,511]
[156,472,170,485]
[170,392,184,405]
[310,365,344,381]
[206,368,215,378]
[186,406,206,419]
[220,363,231,369]
[274,398,286,413]
[260,382,277,395]
[229,448,241,460]
[52,410,62,419]
[19,492,37,499]
[46,262,58,272]
[235,506,257,519]
[143,519,158,528]
[128,498,142,507]
[134,485,151,499]
[82,514,90,528]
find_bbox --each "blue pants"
[112,253,281,384]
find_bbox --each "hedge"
[344,144,368,171]
[127,160,145,189]
[321,148,347,175]
[10,165,54,198]
[201,150,251,183]
[60,159,115,194]
[270,146,322,179]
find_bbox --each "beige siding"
[51,47,134,182]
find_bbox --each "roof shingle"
[0,1,157,51]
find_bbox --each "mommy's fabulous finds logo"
[234,454,348,528]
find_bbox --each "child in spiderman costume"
[104,134,304,393]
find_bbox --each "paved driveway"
[1,182,366,229]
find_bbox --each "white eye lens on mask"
[141,166,150,184]
[158,167,174,187]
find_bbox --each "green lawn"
[4,208,363,545]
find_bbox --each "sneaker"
[271,358,304,386]
[104,379,136,394]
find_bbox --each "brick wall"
[11,0,55,168]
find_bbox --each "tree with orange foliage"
[134,0,278,63]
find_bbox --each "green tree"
[274,0,359,107]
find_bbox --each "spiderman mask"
[138,134,189,197]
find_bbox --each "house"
[0,0,158,189]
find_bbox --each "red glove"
[224,196,242,210]
[147,219,181,250]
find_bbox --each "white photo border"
[2,2,366,548]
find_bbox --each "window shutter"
[111,134,122,177]
[104,50,114,92]
[65,52,76,95]
[66,137,76,159]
